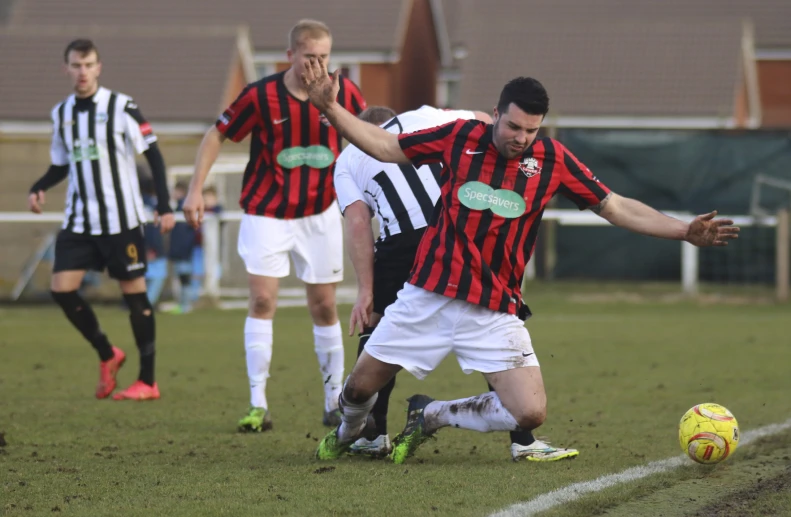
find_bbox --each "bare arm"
[182,126,225,228]
[593,193,688,240]
[303,57,410,164]
[344,200,376,335]
[593,192,739,246]
[345,201,376,293]
[190,126,226,193]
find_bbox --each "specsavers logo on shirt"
[276,145,335,169]
[457,181,526,218]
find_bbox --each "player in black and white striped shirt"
[27,39,174,401]
[333,105,540,458]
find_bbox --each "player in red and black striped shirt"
[183,20,366,433]
[303,61,739,463]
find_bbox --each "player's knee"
[512,406,546,431]
[342,377,374,405]
[249,293,276,317]
[124,292,153,317]
[308,297,337,325]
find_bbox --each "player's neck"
[283,69,308,101]
[74,83,99,99]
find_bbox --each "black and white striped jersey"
[334,105,475,240]
[49,86,157,235]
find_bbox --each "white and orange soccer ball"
[678,403,740,464]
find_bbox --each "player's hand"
[182,188,205,229]
[684,210,740,247]
[155,212,176,234]
[349,290,373,336]
[28,190,45,214]
[302,56,340,112]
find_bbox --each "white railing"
[2,209,787,301]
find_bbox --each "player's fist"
[28,190,45,214]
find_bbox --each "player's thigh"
[290,202,343,284]
[484,366,547,428]
[105,227,148,282]
[51,230,102,291]
[364,284,456,380]
[237,214,292,278]
[454,306,539,375]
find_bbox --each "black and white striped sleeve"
[49,104,69,166]
[123,98,157,154]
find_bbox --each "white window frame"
[330,62,361,86]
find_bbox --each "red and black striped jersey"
[216,71,366,218]
[398,120,610,318]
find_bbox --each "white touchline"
[490,417,791,517]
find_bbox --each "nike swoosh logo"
[273,118,289,124]
[522,352,534,357]
[465,149,483,155]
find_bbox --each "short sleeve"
[333,147,366,214]
[50,105,69,166]
[124,98,157,154]
[557,143,611,210]
[215,84,260,142]
[397,120,458,167]
[339,76,367,115]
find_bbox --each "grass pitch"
[1,283,790,516]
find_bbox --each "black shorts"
[53,227,148,280]
[373,230,425,315]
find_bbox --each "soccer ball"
[678,403,739,464]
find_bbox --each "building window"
[436,79,460,109]
[330,62,361,86]
[255,63,276,79]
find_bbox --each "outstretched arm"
[593,193,740,247]
[302,57,410,164]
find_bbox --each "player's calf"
[50,290,115,361]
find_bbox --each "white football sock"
[313,322,344,412]
[424,392,519,433]
[244,317,273,410]
[337,390,378,443]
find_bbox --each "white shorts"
[237,202,344,284]
[365,283,539,380]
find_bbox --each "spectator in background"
[138,171,168,308]
[189,186,224,304]
[168,181,197,314]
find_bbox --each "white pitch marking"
[490,417,791,517]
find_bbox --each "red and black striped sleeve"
[215,84,260,142]
[338,76,366,115]
[397,120,458,167]
[556,141,611,209]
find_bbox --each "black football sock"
[123,292,156,386]
[487,382,536,446]
[51,290,114,361]
[358,327,394,437]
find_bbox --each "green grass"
[1,291,790,516]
